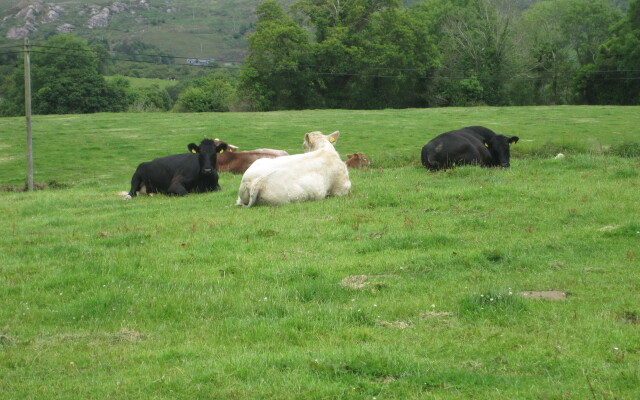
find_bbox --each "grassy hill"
[1,106,639,398]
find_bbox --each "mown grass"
[1,107,639,399]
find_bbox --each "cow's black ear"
[188,143,199,153]
[508,136,519,144]
[216,143,229,153]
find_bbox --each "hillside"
[0,0,262,62]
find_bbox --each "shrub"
[177,78,235,112]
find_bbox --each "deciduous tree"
[239,0,311,110]
[576,0,640,104]
[0,34,128,116]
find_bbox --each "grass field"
[1,107,639,399]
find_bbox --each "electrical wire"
[1,46,639,82]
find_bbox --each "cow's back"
[131,153,206,195]
[422,129,491,170]
[237,151,350,206]
[154,153,200,187]
[217,149,288,174]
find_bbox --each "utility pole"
[24,37,33,191]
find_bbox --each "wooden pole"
[24,37,33,191]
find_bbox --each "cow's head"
[188,139,228,175]
[486,135,519,167]
[304,131,340,152]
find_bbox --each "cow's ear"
[328,131,340,144]
[508,136,519,144]
[217,143,229,153]
[188,143,199,153]
[347,154,354,159]
[304,133,313,146]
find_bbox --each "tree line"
[0,0,638,115]
[239,0,639,110]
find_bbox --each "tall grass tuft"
[610,141,640,158]
[457,288,527,324]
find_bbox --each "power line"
[2,46,640,82]
[0,44,24,50]
[26,43,640,75]
[0,51,24,56]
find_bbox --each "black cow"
[125,139,228,199]
[421,126,519,170]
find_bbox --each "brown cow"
[217,148,289,174]
[345,152,370,169]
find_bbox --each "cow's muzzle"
[202,168,214,175]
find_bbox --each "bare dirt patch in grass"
[41,329,146,347]
[1,181,69,192]
[519,290,568,301]
[1,183,48,192]
[377,320,411,329]
[420,311,454,318]
[0,334,15,345]
[619,310,639,325]
[339,274,395,290]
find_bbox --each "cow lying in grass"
[345,152,370,169]
[235,131,351,207]
[124,138,227,199]
[421,126,519,170]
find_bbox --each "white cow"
[235,131,352,207]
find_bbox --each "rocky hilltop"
[2,0,171,40]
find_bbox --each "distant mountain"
[0,0,629,63]
[0,0,262,62]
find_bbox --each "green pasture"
[1,107,639,399]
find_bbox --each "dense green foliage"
[576,0,640,104]
[520,0,623,104]
[0,35,128,116]
[240,0,638,110]
[112,40,174,65]
[177,73,236,112]
[1,107,639,398]
[238,0,312,111]
[240,0,439,110]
